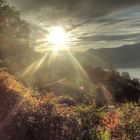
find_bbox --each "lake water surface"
[118,68,140,79]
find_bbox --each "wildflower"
[102,112,119,130]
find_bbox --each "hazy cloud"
[9,0,140,16]
[8,0,140,51]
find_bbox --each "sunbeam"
[67,51,91,82]
[100,84,115,105]
[20,53,48,78]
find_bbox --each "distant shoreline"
[105,67,140,79]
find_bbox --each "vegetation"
[0,68,139,140]
[0,0,40,73]
[0,1,140,140]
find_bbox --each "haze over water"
[119,68,140,79]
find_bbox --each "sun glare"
[48,26,69,51]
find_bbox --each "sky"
[8,0,140,52]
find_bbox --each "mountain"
[76,43,140,68]
[19,43,140,87]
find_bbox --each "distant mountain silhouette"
[22,43,140,86]
[76,43,140,68]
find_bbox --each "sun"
[47,26,69,51]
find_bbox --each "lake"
[118,68,140,79]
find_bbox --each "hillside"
[0,69,139,140]
[76,43,140,68]
[0,1,140,139]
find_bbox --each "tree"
[122,72,130,80]
[0,0,39,73]
[0,0,30,42]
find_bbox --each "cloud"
[9,0,140,18]
[8,0,140,51]
[80,32,140,42]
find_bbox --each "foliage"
[83,66,140,103]
[0,0,30,41]
[59,95,76,106]
[0,69,140,140]
[0,0,41,75]
[0,2,140,138]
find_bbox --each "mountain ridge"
[76,43,140,68]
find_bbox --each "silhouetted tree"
[0,0,30,42]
